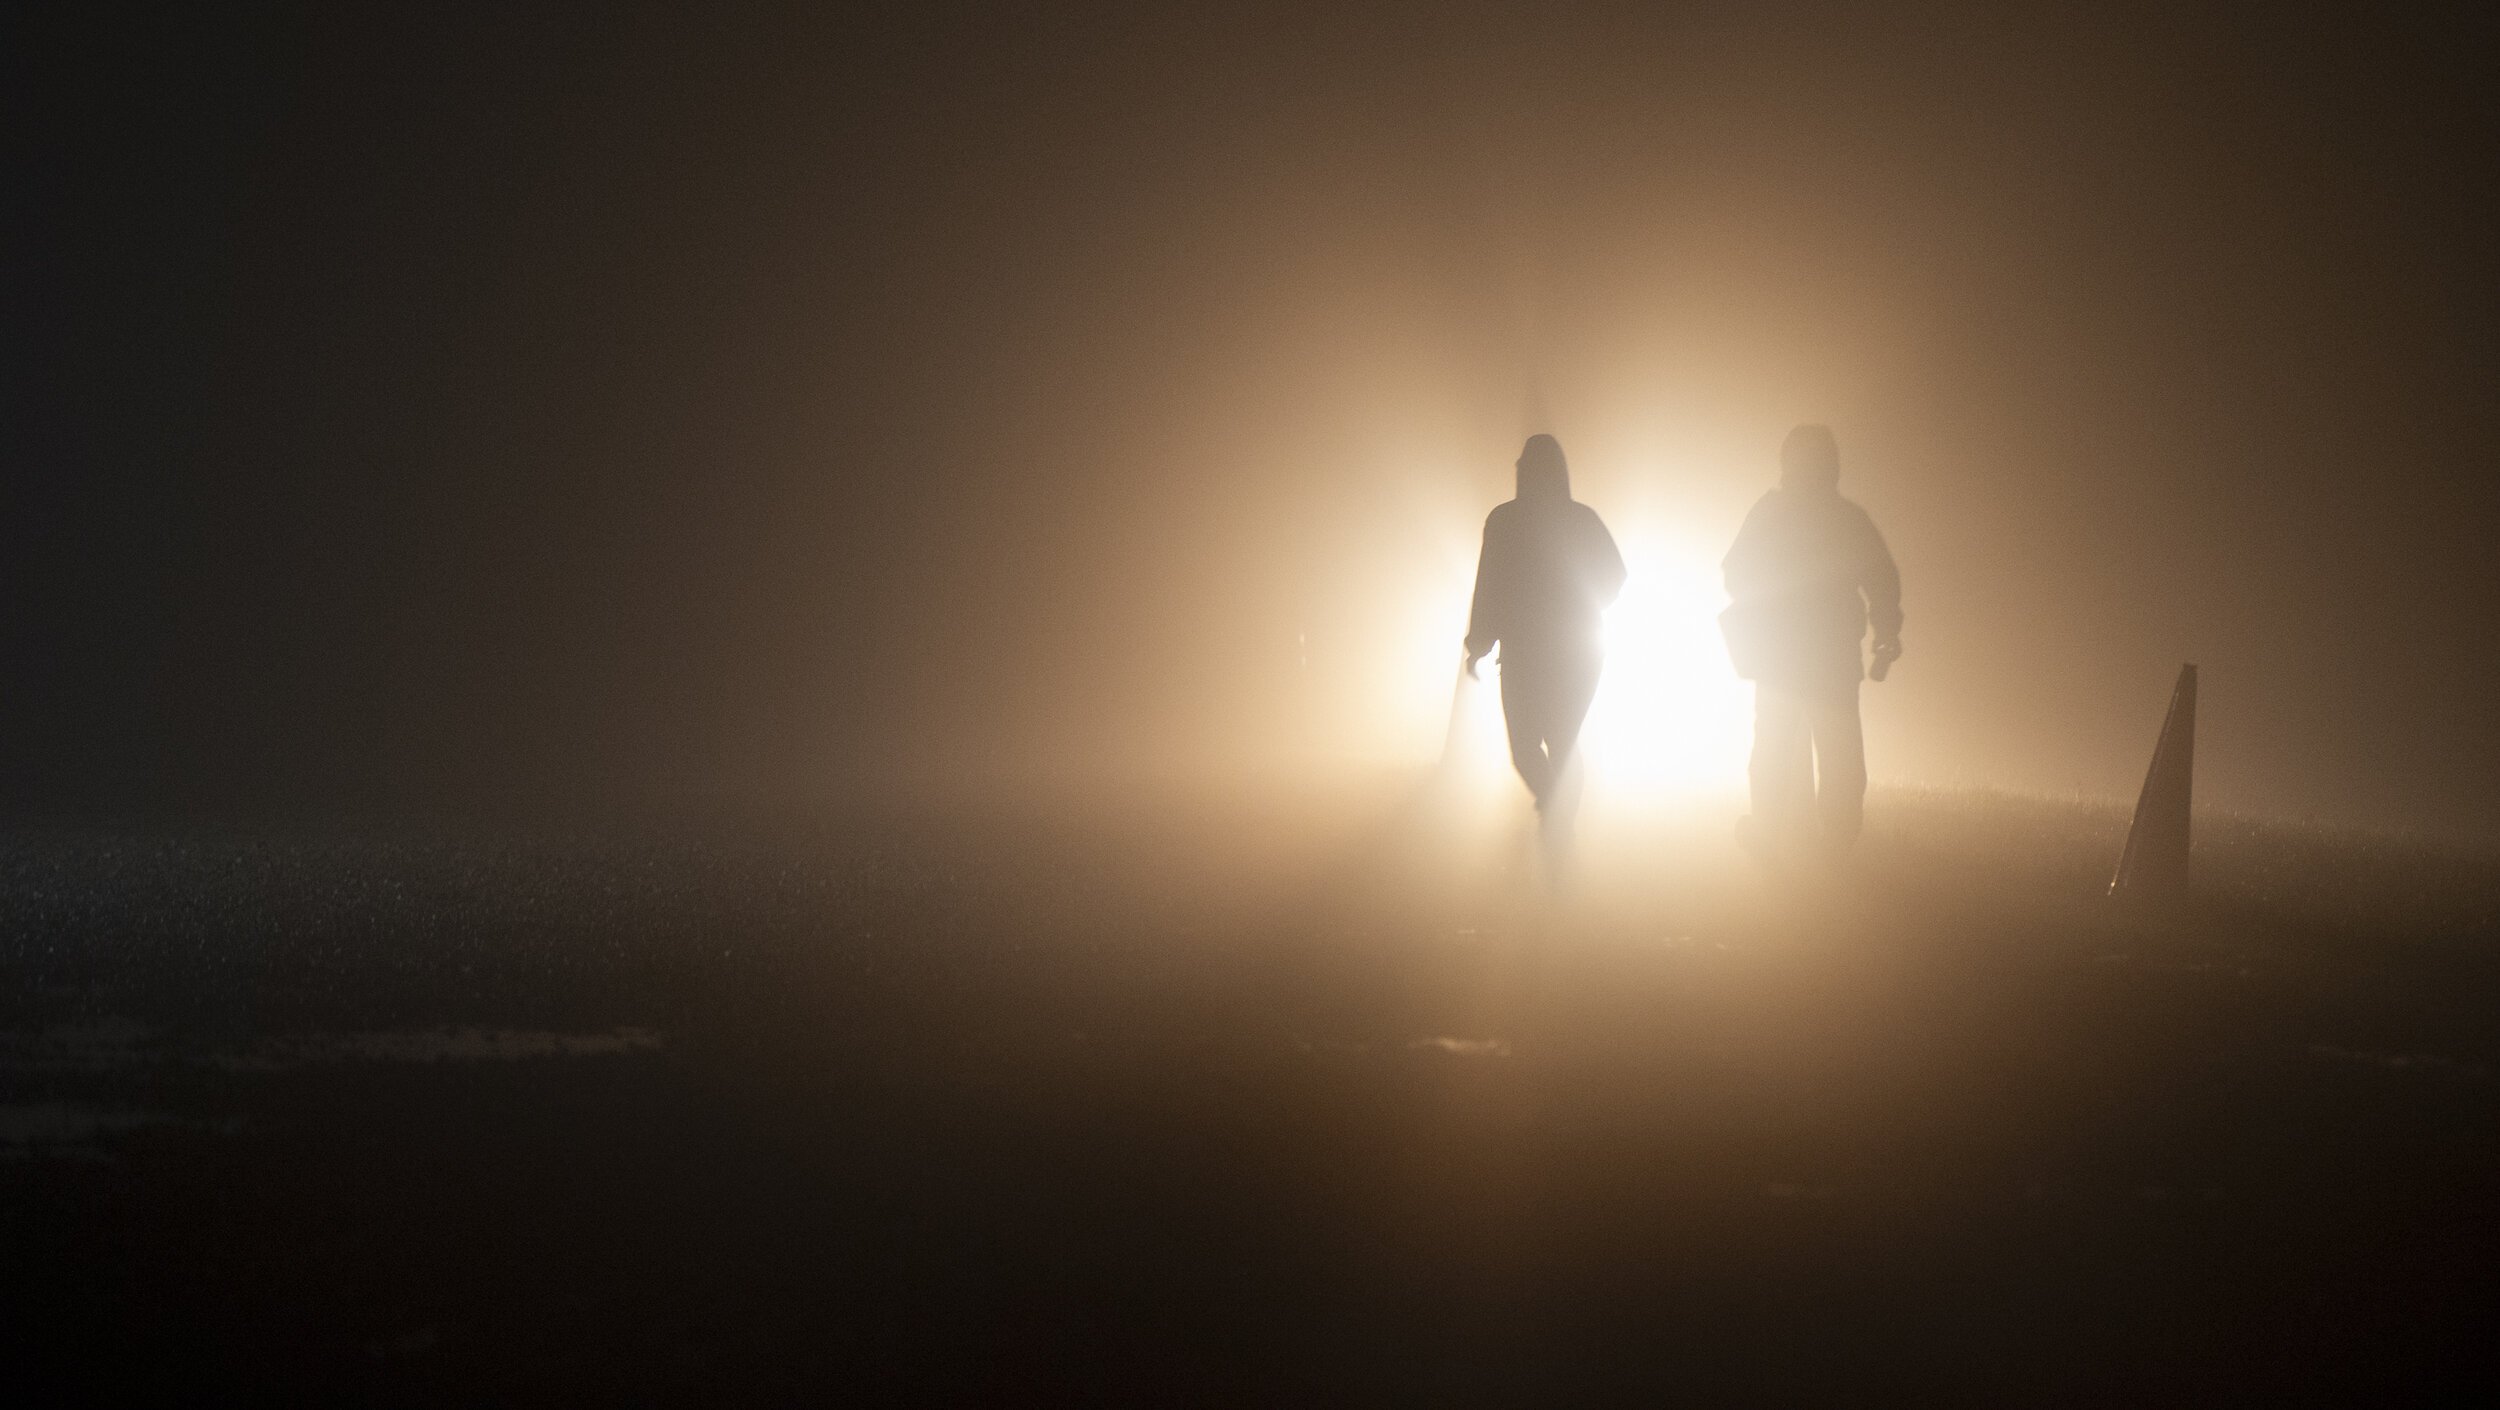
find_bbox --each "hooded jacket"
[1720,486,1901,689]
[1464,441,1626,665]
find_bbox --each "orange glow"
[1581,523,1753,804]
[1409,508,1751,813]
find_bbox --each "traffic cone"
[2110,664,2196,899]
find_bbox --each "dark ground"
[3,780,2496,1405]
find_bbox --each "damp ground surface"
[3,781,2497,1404]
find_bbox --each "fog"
[13,5,2498,834]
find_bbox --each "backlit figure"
[1721,424,1904,862]
[1462,435,1627,831]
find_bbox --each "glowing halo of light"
[1410,515,1752,811]
[1577,525,1754,806]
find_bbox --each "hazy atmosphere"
[15,3,2499,832]
[14,6,2500,1401]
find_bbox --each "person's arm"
[1858,510,1903,669]
[1462,510,1507,677]
[1586,509,1627,608]
[1722,498,1771,600]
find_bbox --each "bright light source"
[1580,527,1753,804]
[1413,517,1752,809]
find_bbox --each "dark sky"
[11,3,2499,833]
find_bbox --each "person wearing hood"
[1720,424,1903,860]
[1463,434,1627,823]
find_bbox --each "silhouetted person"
[1721,424,1902,860]
[1464,435,1626,825]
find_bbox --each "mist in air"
[14,5,2499,837]
[17,7,2500,1402]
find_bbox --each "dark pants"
[1499,651,1602,818]
[1749,683,1866,849]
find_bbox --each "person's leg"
[1749,685,1817,843]
[1540,653,1602,826]
[1811,685,1868,849]
[1499,663,1555,807]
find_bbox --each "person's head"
[1780,424,1841,494]
[1517,434,1570,501]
